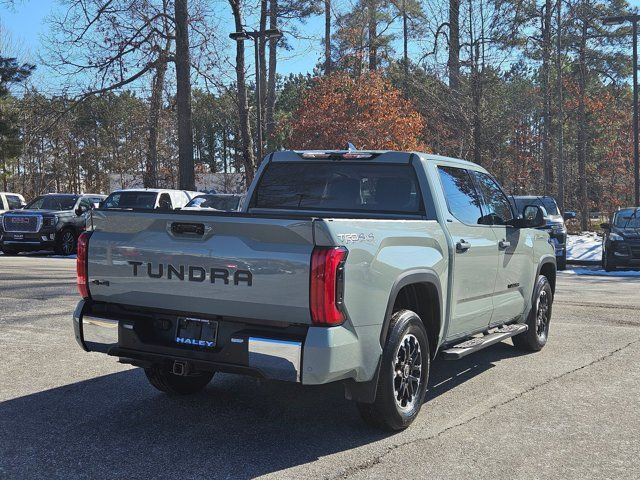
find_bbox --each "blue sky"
[0,0,325,93]
[2,0,640,94]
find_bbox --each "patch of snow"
[564,267,640,277]
[566,232,602,262]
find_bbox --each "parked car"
[512,196,575,270]
[1,193,106,256]
[182,193,245,212]
[72,149,555,431]
[101,189,198,210]
[601,207,640,271]
[0,192,26,214]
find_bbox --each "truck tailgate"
[87,210,315,324]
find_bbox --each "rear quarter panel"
[315,218,449,336]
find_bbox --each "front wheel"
[55,228,77,256]
[602,251,615,272]
[513,275,553,352]
[1,246,20,256]
[357,309,430,431]
[557,251,567,271]
[144,364,215,395]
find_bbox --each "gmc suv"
[1,193,105,256]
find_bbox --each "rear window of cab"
[252,162,424,214]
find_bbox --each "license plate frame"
[175,317,218,349]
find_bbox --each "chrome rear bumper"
[248,337,301,382]
[72,300,302,382]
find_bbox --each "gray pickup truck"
[73,150,555,430]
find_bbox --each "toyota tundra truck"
[72,150,555,430]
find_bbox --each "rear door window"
[437,166,483,225]
[253,163,423,214]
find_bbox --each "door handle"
[456,240,471,253]
[499,239,511,250]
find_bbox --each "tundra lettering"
[75,149,555,431]
[127,260,252,285]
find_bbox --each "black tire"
[513,275,553,352]
[1,246,20,256]
[144,364,215,395]
[557,251,567,271]
[54,228,77,256]
[602,250,615,272]
[357,309,430,431]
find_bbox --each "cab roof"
[269,149,481,169]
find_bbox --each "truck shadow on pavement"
[0,342,526,479]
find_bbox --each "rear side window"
[158,193,173,210]
[103,192,158,209]
[438,166,483,225]
[253,163,423,214]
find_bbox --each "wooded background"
[1,0,638,229]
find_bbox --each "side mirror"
[600,222,611,231]
[98,201,104,209]
[20,202,27,209]
[75,205,88,216]
[564,211,576,220]
[521,205,546,228]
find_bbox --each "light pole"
[603,14,640,206]
[230,28,282,160]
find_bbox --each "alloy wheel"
[536,289,550,341]
[61,231,75,256]
[393,333,422,410]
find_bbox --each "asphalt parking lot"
[1,256,639,480]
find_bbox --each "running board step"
[441,324,528,360]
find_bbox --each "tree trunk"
[368,0,377,71]
[174,0,195,190]
[229,0,256,184]
[324,0,331,74]
[541,0,553,195]
[577,16,589,231]
[145,52,168,188]
[265,0,278,150]
[448,0,460,91]
[259,0,268,140]
[555,0,564,211]
[402,0,408,95]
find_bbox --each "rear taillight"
[76,231,92,299]
[310,246,348,325]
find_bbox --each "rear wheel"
[357,309,430,431]
[513,275,553,352]
[55,228,77,256]
[144,364,214,395]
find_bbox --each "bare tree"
[228,0,256,182]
